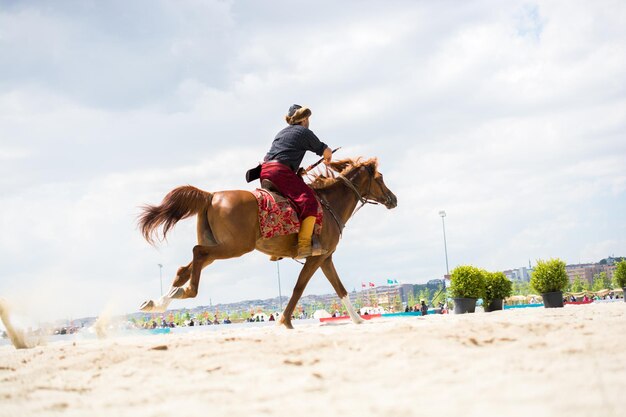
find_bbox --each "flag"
[394,279,399,284]
[361,282,366,288]
[369,282,375,287]
[387,279,393,285]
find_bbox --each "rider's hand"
[323,147,332,165]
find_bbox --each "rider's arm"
[301,128,328,157]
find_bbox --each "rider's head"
[285,104,311,127]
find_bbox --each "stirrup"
[311,234,327,257]
[295,245,312,259]
[295,246,327,259]
[311,247,328,257]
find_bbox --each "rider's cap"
[285,104,312,125]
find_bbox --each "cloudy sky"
[1,0,625,321]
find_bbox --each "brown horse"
[138,157,397,329]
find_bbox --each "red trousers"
[260,161,318,220]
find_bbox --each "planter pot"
[453,298,477,314]
[484,298,503,312]
[542,291,564,308]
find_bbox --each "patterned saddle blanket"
[252,189,323,239]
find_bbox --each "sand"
[1,302,625,417]
[0,299,44,350]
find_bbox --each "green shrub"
[449,265,486,299]
[614,260,626,288]
[530,258,569,294]
[485,271,513,302]
[570,275,584,293]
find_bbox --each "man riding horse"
[261,104,333,259]
[138,108,397,327]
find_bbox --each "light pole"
[276,262,283,312]
[158,263,163,296]
[439,210,449,288]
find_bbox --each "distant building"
[397,284,416,304]
[604,264,617,281]
[566,263,616,284]
[566,263,600,285]
[503,267,532,282]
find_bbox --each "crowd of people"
[566,291,622,303]
[140,315,233,330]
[404,300,447,315]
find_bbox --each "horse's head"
[329,158,398,209]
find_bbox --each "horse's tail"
[138,185,212,245]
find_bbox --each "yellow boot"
[296,216,316,259]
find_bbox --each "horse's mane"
[309,157,378,190]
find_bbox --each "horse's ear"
[364,157,379,173]
[329,159,352,173]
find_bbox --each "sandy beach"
[1,302,625,417]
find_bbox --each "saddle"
[252,180,324,258]
[260,179,290,204]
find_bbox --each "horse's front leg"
[279,256,325,329]
[320,256,364,324]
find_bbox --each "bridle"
[318,164,392,235]
[337,165,380,214]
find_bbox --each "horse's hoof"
[167,287,185,299]
[140,300,154,312]
[278,316,294,330]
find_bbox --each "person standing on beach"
[420,300,428,316]
[260,104,333,258]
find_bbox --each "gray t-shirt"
[264,125,328,172]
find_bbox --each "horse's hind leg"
[172,263,192,287]
[140,262,193,312]
[170,242,253,300]
[163,263,193,295]
[169,245,214,299]
[320,256,364,324]
[141,240,253,311]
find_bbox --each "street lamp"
[439,210,449,287]
[158,263,163,296]
[276,262,283,312]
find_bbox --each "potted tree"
[613,260,626,303]
[484,271,513,312]
[448,265,486,314]
[530,258,569,308]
